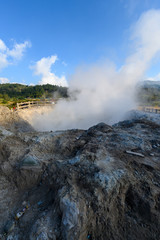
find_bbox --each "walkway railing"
[16,100,55,110]
[138,106,160,114]
[16,101,160,114]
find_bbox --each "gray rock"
[0,115,160,240]
[21,155,39,167]
[36,232,48,240]
[4,220,15,234]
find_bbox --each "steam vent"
[0,106,160,240]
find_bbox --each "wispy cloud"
[121,0,151,15]
[32,55,68,86]
[0,77,10,83]
[0,40,7,51]
[0,39,31,71]
[122,0,139,15]
[62,61,67,66]
[7,41,31,60]
[147,72,160,81]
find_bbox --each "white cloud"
[121,0,150,15]
[0,40,7,51]
[7,41,31,60]
[29,83,35,86]
[146,77,154,81]
[0,39,31,71]
[32,55,68,86]
[123,0,139,15]
[0,77,10,83]
[147,72,160,81]
[0,53,8,70]
[62,61,67,66]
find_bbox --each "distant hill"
[145,80,160,84]
[0,83,68,99]
[139,80,160,88]
[137,80,160,106]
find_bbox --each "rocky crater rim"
[0,107,160,239]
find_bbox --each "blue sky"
[0,0,160,85]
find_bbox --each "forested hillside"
[0,83,68,99]
[137,81,160,106]
[0,81,160,109]
[0,83,68,108]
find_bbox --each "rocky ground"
[0,106,160,240]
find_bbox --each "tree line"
[136,83,160,106]
[0,83,68,100]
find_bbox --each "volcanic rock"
[0,110,160,239]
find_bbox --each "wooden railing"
[16,101,160,114]
[16,100,55,110]
[138,106,160,114]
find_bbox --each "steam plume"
[31,9,160,131]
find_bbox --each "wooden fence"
[16,101,160,114]
[138,106,160,114]
[16,100,55,110]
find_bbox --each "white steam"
[30,9,160,131]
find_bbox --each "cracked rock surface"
[0,108,160,240]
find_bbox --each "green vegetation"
[1,81,160,109]
[137,82,160,107]
[0,83,68,108]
